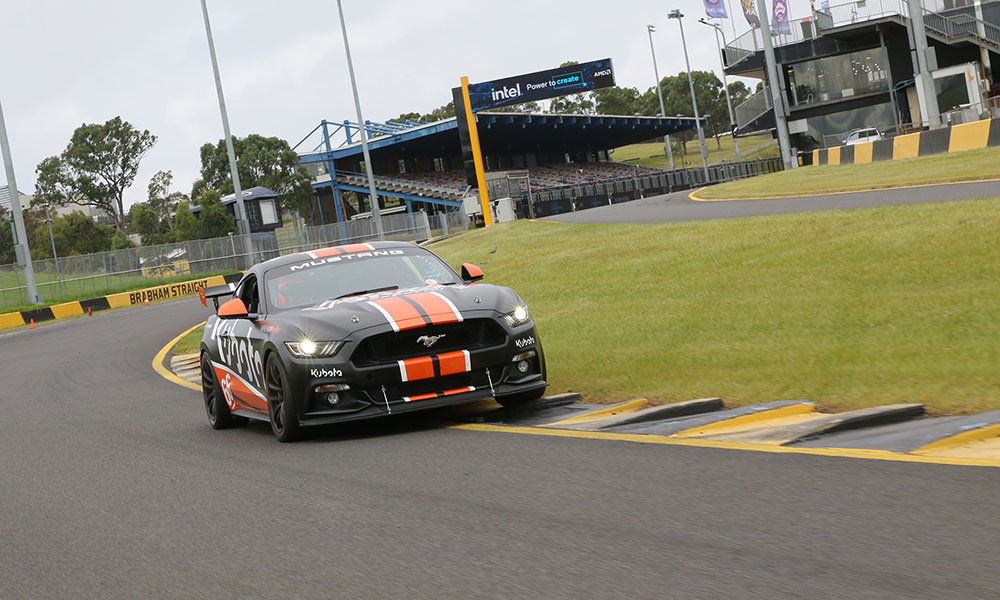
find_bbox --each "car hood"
[271,283,521,340]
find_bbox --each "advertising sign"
[741,0,761,28]
[772,0,791,34]
[466,58,615,112]
[704,0,729,19]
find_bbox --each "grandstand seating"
[334,161,670,206]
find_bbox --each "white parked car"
[844,128,884,145]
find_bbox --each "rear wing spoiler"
[199,283,237,310]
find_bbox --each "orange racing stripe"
[369,296,428,332]
[407,292,462,325]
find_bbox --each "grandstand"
[295,112,711,222]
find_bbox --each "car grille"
[351,319,506,367]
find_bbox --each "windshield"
[263,246,462,312]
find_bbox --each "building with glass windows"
[725,0,1000,150]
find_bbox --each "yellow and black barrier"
[0,272,242,331]
[800,116,1000,166]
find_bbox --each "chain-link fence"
[0,209,464,310]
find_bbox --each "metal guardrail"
[528,158,784,218]
[735,86,773,130]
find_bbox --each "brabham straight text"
[128,278,216,305]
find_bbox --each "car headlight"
[502,305,531,327]
[285,340,344,358]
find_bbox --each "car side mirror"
[461,263,484,282]
[218,298,249,319]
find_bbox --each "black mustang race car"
[198,241,547,441]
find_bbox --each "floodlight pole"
[646,25,675,170]
[336,0,385,240]
[755,0,796,169]
[699,18,740,157]
[200,0,254,265]
[0,99,40,304]
[668,10,710,180]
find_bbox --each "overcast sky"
[0,0,825,208]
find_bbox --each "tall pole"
[647,25,675,170]
[700,19,740,157]
[0,100,40,304]
[200,0,254,266]
[906,0,941,127]
[755,0,796,169]
[43,203,64,299]
[669,10,710,180]
[336,0,384,240]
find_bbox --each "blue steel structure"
[294,113,702,227]
[293,119,463,231]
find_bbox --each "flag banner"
[704,0,729,19]
[772,0,791,34]
[741,0,761,28]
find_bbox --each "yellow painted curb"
[50,301,84,320]
[446,423,1000,469]
[688,177,1000,202]
[151,322,204,392]
[671,402,815,439]
[0,312,25,329]
[542,398,650,427]
[911,423,1000,455]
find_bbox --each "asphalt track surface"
[542,179,1000,224]
[4,301,1000,599]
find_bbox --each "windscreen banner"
[465,59,615,112]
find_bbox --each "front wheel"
[265,353,302,443]
[202,353,247,429]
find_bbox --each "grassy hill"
[431,199,1000,415]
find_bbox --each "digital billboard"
[466,58,615,112]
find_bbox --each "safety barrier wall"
[0,272,244,331]
[530,158,784,217]
[801,117,1000,166]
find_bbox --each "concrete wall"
[802,117,1000,165]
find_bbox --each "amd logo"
[491,84,522,102]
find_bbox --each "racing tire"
[495,387,546,408]
[265,353,302,443]
[201,353,248,429]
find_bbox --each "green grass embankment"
[432,199,1000,415]
[697,145,1000,199]
[611,134,779,168]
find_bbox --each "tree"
[593,86,641,115]
[196,190,237,239]
[171,202,201,242]
[34,117,157,228]
[637,71,728,154]
[147,170,187,227]
[0,219,14,265]
[194,134,313,215]
[128,202,164,246]
[111,229,134,250]
[31,212,116,259]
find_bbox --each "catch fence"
[0,209,463,310]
